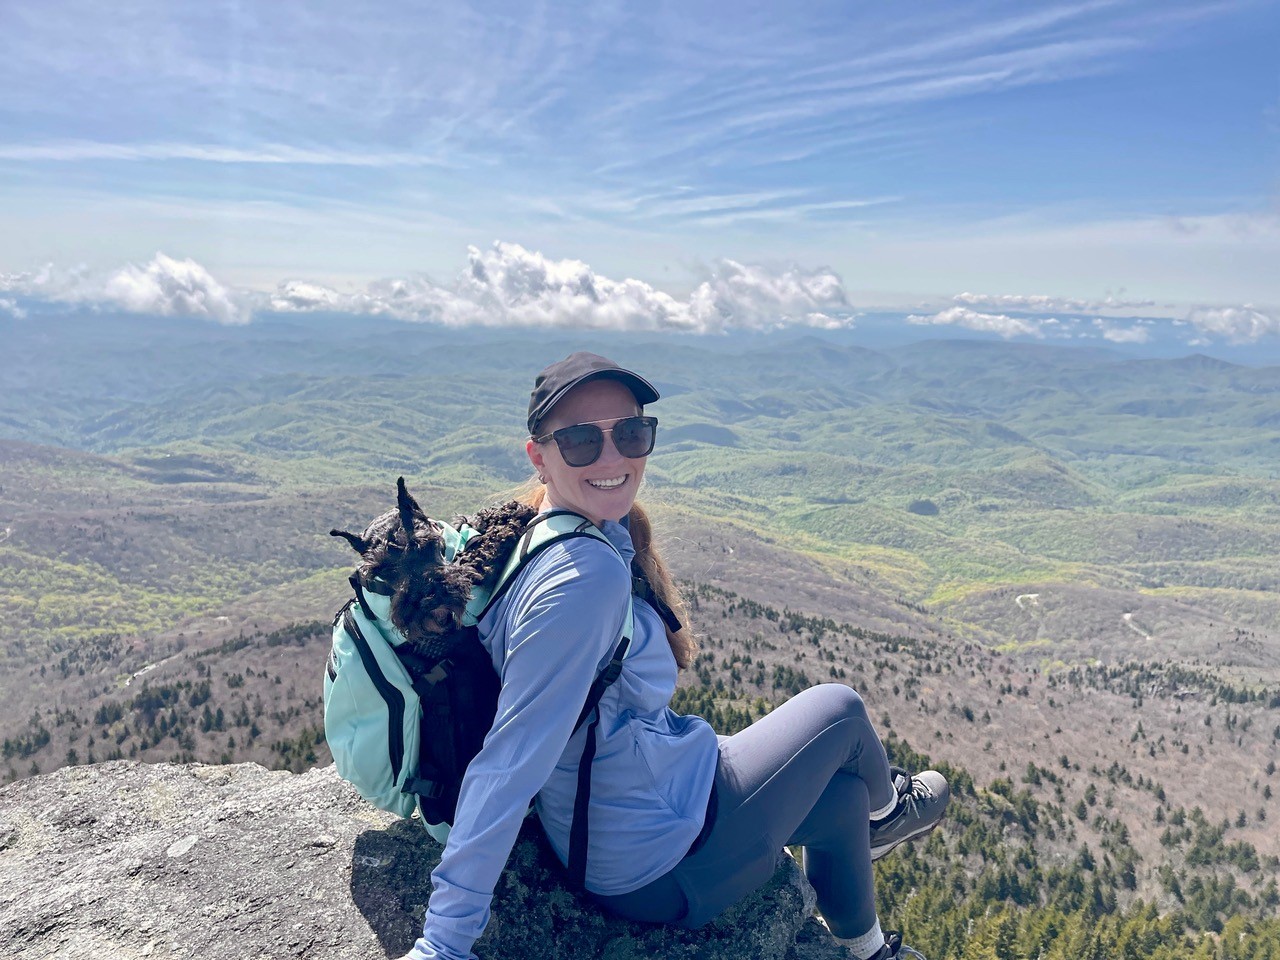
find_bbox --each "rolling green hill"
[3,316,1280,956]
[4,318,1280,665]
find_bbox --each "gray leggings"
[591,683,894,936]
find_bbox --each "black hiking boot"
[869,766,949,861]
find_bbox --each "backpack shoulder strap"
[567,629,630,888]
[467,510,632,638]
[461,508,636,890]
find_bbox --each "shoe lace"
[890,766,938,811]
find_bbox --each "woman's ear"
[526,438,544,473]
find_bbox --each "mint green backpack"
[323,481,635,884]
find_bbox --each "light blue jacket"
[407,517,719,960]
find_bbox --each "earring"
[538,473,547,483]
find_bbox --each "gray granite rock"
[0,761,850,960]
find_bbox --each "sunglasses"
[533,416,658,467]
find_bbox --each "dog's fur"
[330,478,537,663]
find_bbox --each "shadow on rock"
[349,817,826,960]
[350,819,442,956]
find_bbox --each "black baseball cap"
[527,351,660,435]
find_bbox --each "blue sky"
[1,0,1277,343]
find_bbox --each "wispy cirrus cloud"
[580,0,1207,182]
[565,187,900,228]
[0,141,448,168]
[1,0,1255,243]
[688,197,900,228]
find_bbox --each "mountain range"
[2,312,1279,957]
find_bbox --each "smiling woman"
[526,354,658,526]
[402,351,950,960]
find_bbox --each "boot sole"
[870,821,938,861]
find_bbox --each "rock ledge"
[0,761,847,960]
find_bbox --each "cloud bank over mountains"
[3,243,1277,347]
[3,243,848,335]
[950,292,1158,313]
[270,243,851,333]
[902,292,1277,347]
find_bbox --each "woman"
[405,352,948,960]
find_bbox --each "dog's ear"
[395,476,449,564]
[329,528,369,554]
[396,477,425,541]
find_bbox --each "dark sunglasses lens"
[556,425,604,466]
[613,417,656,458]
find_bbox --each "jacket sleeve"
[406,536,630,960]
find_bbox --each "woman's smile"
[529,378,648,526]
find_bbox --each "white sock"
[836,919,885,959]
[869,795,899,822]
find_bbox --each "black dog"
[330,478,536,662]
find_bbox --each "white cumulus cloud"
[906,306,1047,339]
[1,255,248,324]
[686,258,849,331]
[1092,318,1151,343]
[102,253,248,324]
[267,280,351,313]
[450,242,696,330]
[1186,305,1280,344]
[265,241,851,333]
[14,244,1280,350]
[0,263,92,299]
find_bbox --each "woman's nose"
[595,430,626,464]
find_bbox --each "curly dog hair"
[330,477,536,664]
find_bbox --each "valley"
[2,318,1280,955]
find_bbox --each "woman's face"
[526,378,647,526]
